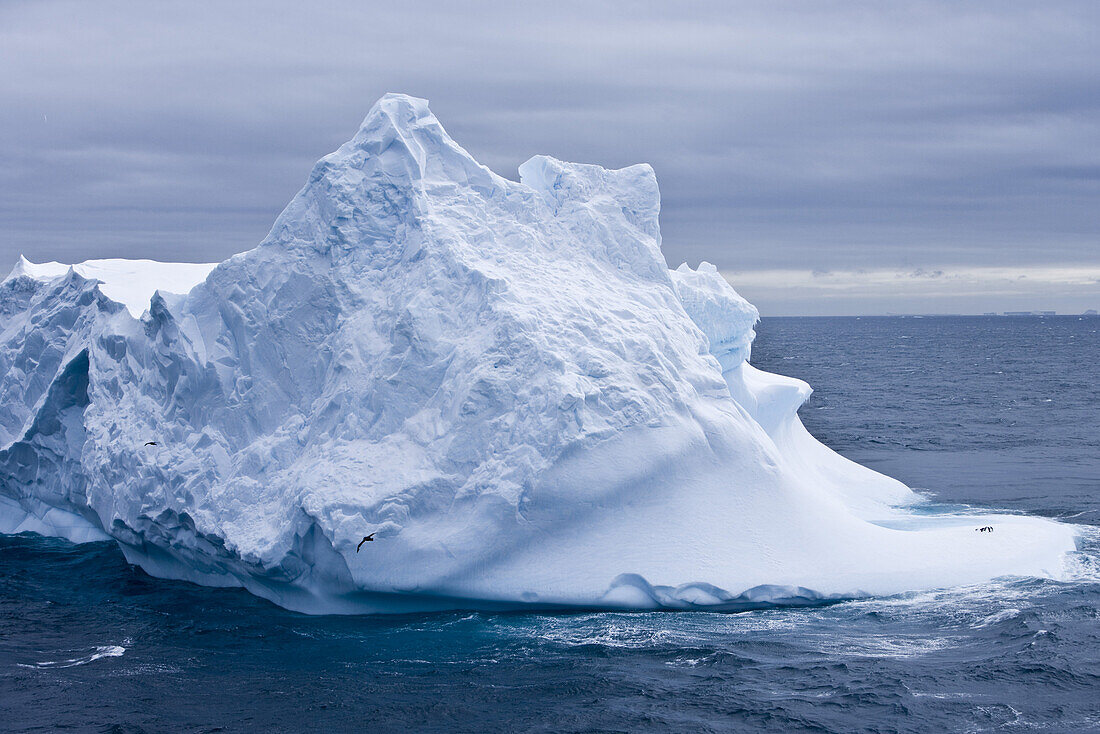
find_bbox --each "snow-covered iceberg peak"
[0,94,1077,613]
[264,94,500,258]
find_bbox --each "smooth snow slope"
[0,94,1077,613]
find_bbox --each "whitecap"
[971,608,1022,628]
[17,645,125,669]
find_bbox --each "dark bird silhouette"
[144,441,158,447]
[356,533,376,552]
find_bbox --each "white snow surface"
[9,257,216,318]
[0,94,1077,613]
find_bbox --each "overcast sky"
[2,1,1098,315]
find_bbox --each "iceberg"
[0,94,1077,613]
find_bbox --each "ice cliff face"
[0,95,1077,613]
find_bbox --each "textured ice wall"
[0,94,1077,613]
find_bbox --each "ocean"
[2,316,1097,733]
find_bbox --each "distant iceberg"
[0,94,1077,613]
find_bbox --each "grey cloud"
[1,0,1098,302]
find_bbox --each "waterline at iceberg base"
[0,94,1077,614]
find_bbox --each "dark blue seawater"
[2,316,1098,733]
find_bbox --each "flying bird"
[144,441,158,447]
[356,533,376,552]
